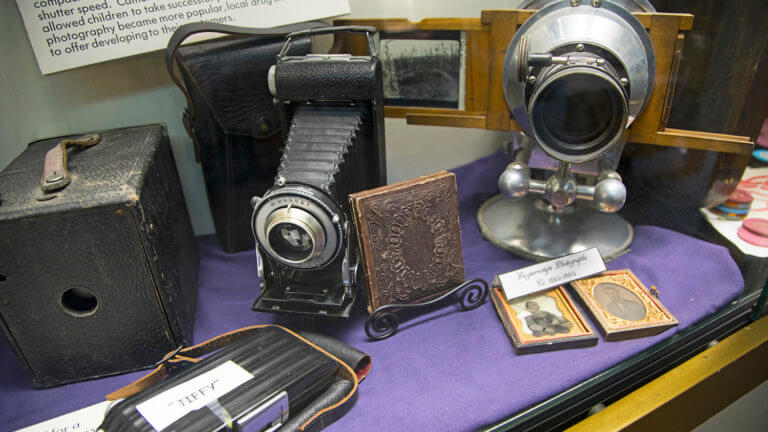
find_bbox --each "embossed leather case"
[349,171,465,312]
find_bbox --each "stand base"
[253,286,355,318]
[477,194,633,262]
[365,279,489,340]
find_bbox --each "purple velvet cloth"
[0,150,744,431]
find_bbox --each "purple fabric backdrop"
[0,150,744,431]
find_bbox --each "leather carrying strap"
[297,330,371,381]
[40,134,100,192]
[165,21,324,161]
[106,325,371,431]
[280,378,354,432]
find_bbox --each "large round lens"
[540,75,614,144]
[268,222,315,262]
[530,69,627,161]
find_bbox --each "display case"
[0,0,766,431]
[332,0,768,429]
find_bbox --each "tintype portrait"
[514,296,573,337]
[490,286,597,354]
[593,283,647,321]
[379,30,464,108]
[571,270,678,341]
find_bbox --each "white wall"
[0,0,522,235]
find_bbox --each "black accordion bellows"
[277,105,374,212]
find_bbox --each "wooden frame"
[570,269,678,341]
[335,10,754,155]
[490,285,598,354]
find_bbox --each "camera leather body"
[0,125,198,388]
[274,60,379,102]
[100,325,371,432]
[168,22,322,253]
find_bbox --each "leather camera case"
[100,325,371,432]
[168,22,322,252]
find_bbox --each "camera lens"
[268,222,314,261]
[540,75,614,144]
[529,67,628,162]
[263,206,326,265]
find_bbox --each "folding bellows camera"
[251,27,386,317]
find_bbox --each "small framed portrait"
[570,269,678,341]
[490,285,598,354]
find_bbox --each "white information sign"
[16,400,111,432]
[135,360,254,431]
[494,248,606,300]
[16,0,351,74]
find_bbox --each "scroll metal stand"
[477,137,633,262]
[365,278,489,340]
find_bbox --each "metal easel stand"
[364,278,489,340]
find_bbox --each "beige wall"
[0,0,522,235]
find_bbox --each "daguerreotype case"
[490,285,598,354]
[570,270,678,341]
[349,171,465,311]
[0,124,198,387]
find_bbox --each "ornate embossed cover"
[349,171,465,312]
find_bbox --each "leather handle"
[278,25,379,60]
[40,134,100,192]
[287,25,377,39]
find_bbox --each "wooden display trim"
[565,314,768,432]
[335,10,753,155]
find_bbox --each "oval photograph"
[593,282,647,321]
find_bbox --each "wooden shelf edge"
[384,107,484,119]
[334,17,484,31]
[566,315,768,432]
[405,113,489,129]
[629,129,755,154]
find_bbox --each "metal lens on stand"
[529,68,628,162]
[479,0,656,261]
[265,207,325,264]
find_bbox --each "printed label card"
[493,248,606,301]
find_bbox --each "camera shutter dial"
[253,186,343,270]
